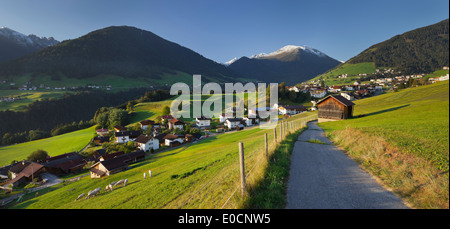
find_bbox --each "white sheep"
[124,178,128,186]
[75,193,85,202]
[144,172,147,179]
[86,187,101,199]
[149,170,152,177]
[114,179,124,187]
[105,184,114,192]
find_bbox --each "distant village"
[299,67,449,103]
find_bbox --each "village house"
[317,95,355,123]
[168,118,185,130]
[4,161,46,188]
[278,105,307,115]
[139,120,155,130]
[225,118,242,129]
[99,151,124,161]
[328,86,342,93]
[134,135,160,152]
[310,89,327,98]
[340,92,354,101]
[96,128,109,136]
[219,113,233,123]
[163,133,185,147]
[43,152,87,174]
[243,116,260,126]
[90,150,146,178]
[115,130,142,143]
[161,115,174,123]
[195,116,211,129]
[114,125,127,132]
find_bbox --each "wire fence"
[177,113,317,209]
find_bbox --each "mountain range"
[346,19,449,74]
[0,27,59,63]
[227,45,341,85]
[0,26,241,86]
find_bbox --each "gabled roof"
[163,133,185,140]
[317,95,355,107]
[140,120,155,125]
[169,118,185,124]
[134,135,155,144]
[226,118,242,122]
[196,116,211,120]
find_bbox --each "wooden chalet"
[90,150,146,178]
[317,95,355,122]
[43,152,87,174]
[5,161,46,187]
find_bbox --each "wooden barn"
[317,95,355,122]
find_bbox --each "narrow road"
[286,121,409,209]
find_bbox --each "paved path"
[286,121,409,209]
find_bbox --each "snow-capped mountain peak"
[0,26,59,48]
[249,45,327,59]
[224,57,239,66]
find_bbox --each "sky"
[0,0,448,63]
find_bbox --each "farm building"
[90,150,146,178]
[225,118,242,129]
[317,95,355,123]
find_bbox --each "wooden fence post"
[265,133,268,159]
[238,142,246,196]
[274,127,277,144]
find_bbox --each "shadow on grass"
[361,104,410,117]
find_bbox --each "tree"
[162,106,171,116]
[27,149,48,162]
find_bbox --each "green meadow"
[320,81,449,171]
[9,112,316,209]
[0,90,68,111]
[311,62,376,85]
[0,126,96,166]
[319,81,449,208]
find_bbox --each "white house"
[195,116,211,128]
[310,89,327,98]
[340,92,354,101]
[225,118,242,129]
[278,105,307,115]
[243,117,259,126]
[163,134,185,147]
[135,135,159,152]
[139,120,155,130]
[168,118,185,130]
[115,131,129,143]
[219,113,233,123]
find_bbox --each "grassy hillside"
[0,90,68,111]
[319,81,449,208]
[9,112,316,209]
[310,62,376,85]
[0,126,95,165]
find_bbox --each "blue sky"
[0,0,448,63]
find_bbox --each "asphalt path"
[286,121,409,209]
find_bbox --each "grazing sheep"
[124,178,128,186]
[85,187,101,199]
[105,184,114,192]
[114,179,124,187]
[149,170,152,177]
[144,173,147,179]
[75,193,85,202]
